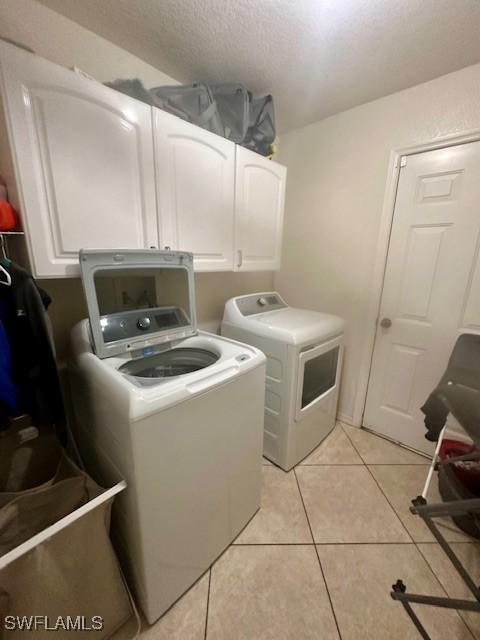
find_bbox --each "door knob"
[380,317,392,328]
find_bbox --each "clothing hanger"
[0,263,11,286]
[0,233,10,263]
[0,235,11,285]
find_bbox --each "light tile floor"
[141,423,479,639]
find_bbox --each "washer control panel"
[137,316,151,330]
[236,293,287,316]
[100,306,188,343]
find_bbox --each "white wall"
[276,62,480,424]
[0,0,274,359]
[0,0,177,86]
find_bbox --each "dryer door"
[295,336,343,421]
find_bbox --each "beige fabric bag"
[0,455,92,555]
[0,428,139,639]
[0,495,139,639]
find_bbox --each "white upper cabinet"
[0,42,157,277]
[153,108,235,271]
[234,146,286,271]
[0,43,286,277]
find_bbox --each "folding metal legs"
[390,494,480,639]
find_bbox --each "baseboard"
[337,412,357,427]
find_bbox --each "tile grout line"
[293,466,344,640]
[296,463,430,467]
[338,421,431,463]
[359,425,431,462]
[232,541,423,546]
[364,466,415,541]
[341,423,475,637]
[340,423,415,542]
[297,463,372,467]
[203,569,212,640]
[338,423,370,466]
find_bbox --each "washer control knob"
[137,316,151,330]
[258,296,268,306]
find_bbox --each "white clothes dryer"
[69,250,265,623]
[222,292,344,471]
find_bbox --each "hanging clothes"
[0,312,18,426]
[0,261,66,443]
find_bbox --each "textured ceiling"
[37,0,480,132]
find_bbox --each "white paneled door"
[364,142,480,454]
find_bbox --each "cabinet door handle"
[237,249,243,268]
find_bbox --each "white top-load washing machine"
[222,292,344,471]
[69,250,265,624]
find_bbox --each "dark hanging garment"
[421,333,480,442]
[0,315,18,426]
[0,262,66,443]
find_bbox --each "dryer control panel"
[236,293,287,316]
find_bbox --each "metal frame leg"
[391,495,480,639]
[412,496,480,599]
[391,580,431,640]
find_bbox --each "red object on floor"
[0,200,19,231]
[439,438,480,495]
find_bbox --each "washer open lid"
[80,249,197,358]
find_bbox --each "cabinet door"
[153,109,235,271]
[0,42,157,277]
[235,147,286,271]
